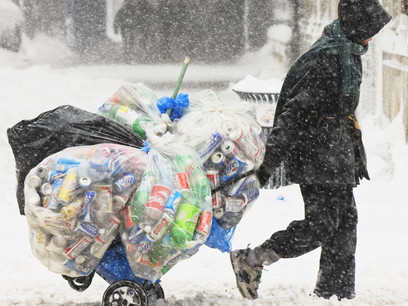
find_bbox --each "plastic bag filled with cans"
[98,83,169,140]
[120,144,213,281]
[24,144,146,278]
[175,89,265,232]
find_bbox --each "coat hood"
[338,0,392,43]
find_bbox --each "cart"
[62,236,165,306]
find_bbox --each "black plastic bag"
[7,105,144,215]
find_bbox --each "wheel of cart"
[62,236,165,306]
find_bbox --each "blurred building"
[19,0,279,64]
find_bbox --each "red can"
[206,170,222,209]
[196,210,212,238]
[145,185,172,220]
[175,172,189,190]
[123,205,136,229]
[149,212,174,241]
[64,236,92,259]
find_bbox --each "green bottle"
[107,105,151,140]
[173,154,211,200]
[130,171,157,222]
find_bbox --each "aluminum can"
[145,185,172,220]
[94,185,113,213]
[123,205,136,229]
[113,173,136,193]
[220,156,246,182]
[57,168,78,205]
[235,129,261,158]
[227,174,259,202]
[41,183,53,196]
[113,194,129,210]
[136,234,155,253]
[210,151,225,167]
[164,190,183,214]
[170,203,200,247]
[195,210,212,240]
[28,175,41,188]
[64,236,92,259]
[60,199,83,220]
[44,217,79,234]
[206,170,222,209]
[149,212,174,241]
[82,191,96,222]
[95,216,120,244]
[47,179,64,211]
[79,176,92,188]
[197,132,223,161]
[128,224,148,244]
[36,165,49,179]
[77,222,99,237]
[225,194,248,213]
[221,140,238,157]
[175,172,189,190]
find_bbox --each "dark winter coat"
[258,0,391,187]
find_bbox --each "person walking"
[230,0,392,301]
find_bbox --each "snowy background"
[1,30,408,306]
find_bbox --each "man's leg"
[314,186,357,300]
[259,185,340,258]
[230,184,341,299]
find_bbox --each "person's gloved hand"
[256,167,271,188]
[156,93,189,121]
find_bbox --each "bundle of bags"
[18,82,266,281]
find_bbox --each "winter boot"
[230,249,264,299]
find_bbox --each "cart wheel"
[144,283,165,303]
[102,280,148,306]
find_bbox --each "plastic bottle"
[173,154,211,200]
[106,105,151,139]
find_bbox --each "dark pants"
[260,184,358,299]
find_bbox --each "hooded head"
[338,0,392,43]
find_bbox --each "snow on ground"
[1,36,408,305]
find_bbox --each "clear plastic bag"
[98,83,169,140]
[7,105,144,215]
[175,90,265,250]
[120,139,212,281]
[24,144,146,278]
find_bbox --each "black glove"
[256,165,272,188]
